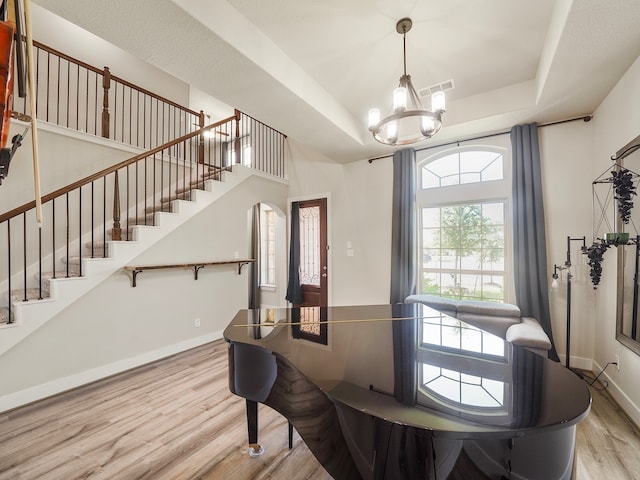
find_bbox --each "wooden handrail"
[124,259,255,287]
[0,114,236,224]
[108,73,201,118]
[31,39,201,117]
[32,39,104,75]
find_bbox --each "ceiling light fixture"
[368,18,445,146]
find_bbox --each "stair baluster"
[102,66,110,139]
[112,170,121,241]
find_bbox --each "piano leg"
[246,399,265,457]
[288,421,294,449]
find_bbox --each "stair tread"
[127,217,156,226]
[62,255,107,264]
[11,287,52,301]
[63,256,110,265]
[143,196,194,214]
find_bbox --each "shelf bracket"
[238,261,250,274]
[130,269,143,288]
[193,265,205,280]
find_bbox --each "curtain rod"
[367,114,593,163]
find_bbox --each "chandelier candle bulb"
[387,121,398,143]
[432,91,446,112]
[393,87,407,112]
[422,116,435,133]
[368,108,380,129]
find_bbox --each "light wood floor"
[1,340,639,480]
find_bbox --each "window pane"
[260,204,276,286]
[422,169,440,189]
[420,201,505,302]
[482,203,504,224]
[440,175,460,187]
[420,149,504,190]
[429,153,459,178]
[460,172,480,185]
[440,228,459,248]
[481,155,503,182]
[299,206,320,285]
[422,208,440,228]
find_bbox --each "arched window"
[416,142,512,303]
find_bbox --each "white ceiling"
[32,0,640,163]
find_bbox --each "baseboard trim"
[0,331,224,413]
[592,360,640,428]
[559,354,593,371]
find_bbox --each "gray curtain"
[510,347,544,427]
[285,202,303,304]
[392,304,418,406]
[390,150,418,407]
[390,148,417,304]
[511,123,559,361]
[248,204,261,309]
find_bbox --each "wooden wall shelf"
[124,259,254,287]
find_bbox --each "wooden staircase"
[0,164,231,328]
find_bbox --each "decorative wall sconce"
[592,165,639,244]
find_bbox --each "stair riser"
[0,308,13,325]
[143,194,193,215]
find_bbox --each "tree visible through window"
[422,203,504,301]
[417,145,509,303]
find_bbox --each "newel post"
[198,110,205,165]
[234,109,241,165]
[112,171,121,241]
[102,66,111,138]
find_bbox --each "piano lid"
[224,303,590,433]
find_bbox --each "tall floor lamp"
[550,236,586,370]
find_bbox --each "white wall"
[285,74,640,427]
[2,5,236,214]
[288,122,600,333]
[29,3,235,139]
[0,122,141,213]
[31,4,190,106]
[0,7,284,410]
[539,121,596,369]
[286,139,393,306]
[10,2,640,428]
[590,54,640,425]
[0,173,288,406]
[334,158,393,305]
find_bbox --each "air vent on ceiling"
[418,79,455,98]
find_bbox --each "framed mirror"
[615,134,640,355]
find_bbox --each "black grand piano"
[224,303,591,479]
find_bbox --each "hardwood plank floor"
[0,340,639,479]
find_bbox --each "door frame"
[287,193,332,306]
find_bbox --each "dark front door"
[297,198,328,306]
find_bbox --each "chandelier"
[368,18,446,146]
